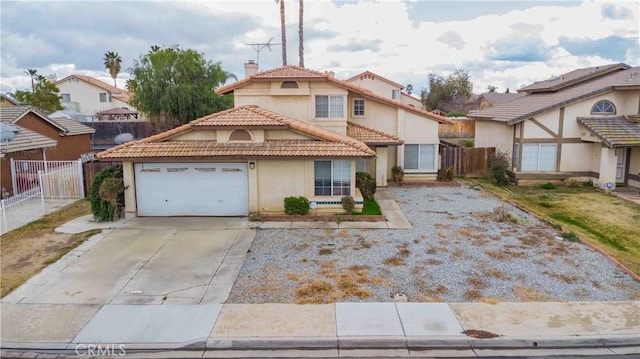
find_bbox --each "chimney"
[244,60,259,78]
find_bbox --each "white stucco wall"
[57,78,133,116]
[474,120,513,153]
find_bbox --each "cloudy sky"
[1,0,638,96]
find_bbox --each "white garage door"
[135,163,248,216]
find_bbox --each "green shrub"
[541,182,556,190]
[489,150,511,186]
[582,179,594,187]
[356,172,377,199]
[284,196,310,215]
[341,196,355,214]
[391,165,404,183]
[90,165,125,222]
[566,179,580,188]
[560,232,580,243]
[461,139,474,148]
[437,167,455,181]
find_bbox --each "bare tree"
[298,0,304,67]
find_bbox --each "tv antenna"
[246,37,281,65]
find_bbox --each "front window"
[404,144,436,170]
[314,160,351,196]
[61,93,71,102]
[99,93,107,102]
[521,143,556,171]
[315,95,344,118]
[591,100,615,115]
[513,143,520,170]
[353,98,365,116]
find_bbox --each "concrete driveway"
[3,218,256,305]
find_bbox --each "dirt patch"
[463,329,501,339]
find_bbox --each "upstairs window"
[61,93,71,102]
[353,99,365,116]
[391,89,400,100]
[315,95,344,118]
[591,100,615,115]
[99,93,112,103]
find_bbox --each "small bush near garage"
[91,165,125,222]
[284,196,310,215]
[356,172,377,199]
[437,167,455,182]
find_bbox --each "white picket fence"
[1,160,84,234]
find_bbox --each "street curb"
[3,333,638,352]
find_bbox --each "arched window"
[280,81,299,89]
[229,130,252,141]
[591,100,616,115]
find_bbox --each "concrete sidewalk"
[1,301,638,357]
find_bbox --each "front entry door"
[615,148,627,183]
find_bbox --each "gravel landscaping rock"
[227,183,640,303]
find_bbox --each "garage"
[134,163,248,216]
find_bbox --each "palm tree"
[298,0,304,67]
[103,51,122,87]
[276,0,287,66]
[25,68,37,91]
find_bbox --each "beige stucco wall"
[347,76,400,99]
[57,79,133,117]
[559,143,599,173]
[122,161,137,218]
[255,159,308,212]
[474,120,513,153]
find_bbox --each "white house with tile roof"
[56,75,135,119]
[97,65,451,217]
[469,63,640,190]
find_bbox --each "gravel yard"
[227,183,640,303]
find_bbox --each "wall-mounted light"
[249,161,255,169]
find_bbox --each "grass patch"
[559,231,580,243]
[384,256,406,266]
[354,198,382,215]
[475,178,640,276]
[1,200,96,298]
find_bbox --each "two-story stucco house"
[56,75,134,119]
[469,63,640,189]
[96,65,452,217]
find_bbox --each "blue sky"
[1,0,638,95]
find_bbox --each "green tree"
[14,74,63,114]
[25,68,37,91]
[421,69,473,112]
[104,51,122,87]
[276,0,287,66]
[128,46,235,131]
[487,85,497,92]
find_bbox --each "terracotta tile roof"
[1,106,94,136]
[0,121,57,154]
[344,70,405,89]
[97,105,376,159]
[347,121,403,145]
[577,116,640,147]
[518,63,629,93]
[97,140,374,159]
[216,66,453,125]
[56,75,131,103]
[468,66,640,124]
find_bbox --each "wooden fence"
[438,118,475,139]
[83,161,122,195]
[441,147,495,177]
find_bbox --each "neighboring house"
[1,94,18,107]
[476,92,525,110]
[96,65,452,217]
[56,75,134,119]
[1,106,95,162]
[345,70,424,108]
[49,109,90,122]
[0,121,57,196]
[469,63,640,189]
[87,121,156,151]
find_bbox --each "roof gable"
[345,70,404,89]
[97,105,377,159]
[216,66,453,125]
[0,121,57,154]
[1,106,95,136]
